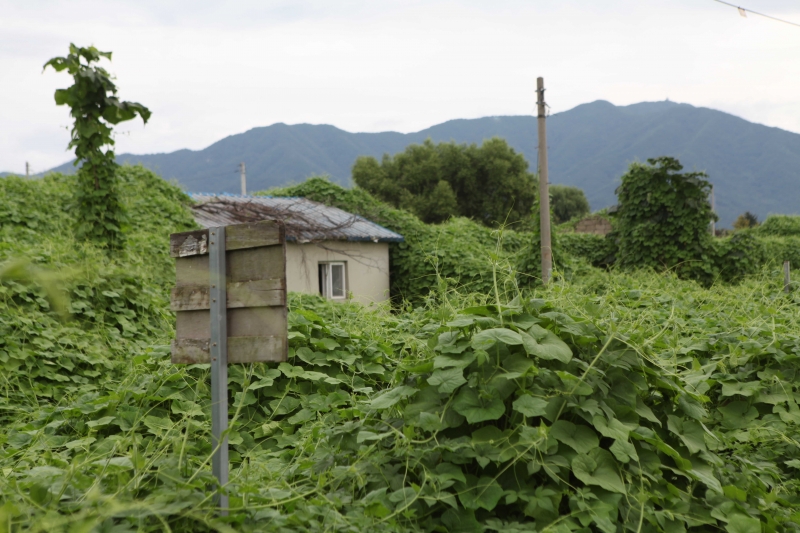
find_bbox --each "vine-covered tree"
[45,44,151,250]
[610,157,717,279]
[550,185,590,224]
[352,138,537,227]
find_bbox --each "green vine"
[44,44,151,250]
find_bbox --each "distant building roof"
[189,193,404,244]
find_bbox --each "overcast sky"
[2,0,799,173]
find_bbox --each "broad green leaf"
[512,395,549,417]
[555,371,592,395]
[550,420,599,454]
[419,412,445,432]
[592,416,630,440]
[609,439,638,463]
[571,449,626,494]
[452,388,505,423]
[718,401,758,430]
[433,463,466,484]
[65,437,96,450]
[720,381,761,398]
[369,386,417,409]
[688,459,722,493]
[143,416,172,433]
[667,415,706,454]
[433,352,476,369]
[522,331,572,363]
[471,328,523,350]
[458,476,504,511]
[722,485,747,502]
[725,514,761,533]
[678,394,708,421]
[86,416,115,428]
[357,430,393,443]
[428,367,467,393]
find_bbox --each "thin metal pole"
[537,77,552,284]
[784,261,791,294]
[240,162,246,196]
[209,226,229,513]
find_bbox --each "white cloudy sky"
[2,0,799,173]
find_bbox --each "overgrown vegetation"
[3,166,800,532]
[260,177,560,301]
[45,44,151,250]
[352,138,537,228]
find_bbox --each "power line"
[712,0,800,28]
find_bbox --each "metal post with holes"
[784,261,791,294]
[209,226,229,513]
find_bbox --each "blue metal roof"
[189,193,404,244]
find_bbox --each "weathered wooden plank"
[170,229,209,258]
[171,278,286,311]
[172,335,287,364]
[176,307,287,339]
[226,221,284,251]
[227,246,285,283]
[176,246,285,287]
[175,255,211,286]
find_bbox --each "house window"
[318,262,347,299]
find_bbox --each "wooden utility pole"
[710,184,716,236]
[537,77,552,284]
[240,162,246,196]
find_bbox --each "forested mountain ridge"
[39,100,800,226]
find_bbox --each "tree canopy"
[550,185,590,224]
[352,138,537,228]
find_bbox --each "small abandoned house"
[189,194,403,304]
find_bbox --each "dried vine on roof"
[192,198,361,243]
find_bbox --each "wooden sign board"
[169,221,287,364]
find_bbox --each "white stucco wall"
[286,241,391,304]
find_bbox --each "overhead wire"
[712,0,800,28]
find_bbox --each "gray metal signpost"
[209,226,229,511]
[170,220,287,513]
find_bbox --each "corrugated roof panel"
[188,193,404,243]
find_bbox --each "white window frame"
[318,261,347,300]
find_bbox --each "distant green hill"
[43,100,800,226]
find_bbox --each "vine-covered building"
[189,194,403,304]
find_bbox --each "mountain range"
[35,100,800,226]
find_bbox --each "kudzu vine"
[45,44,151,250]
